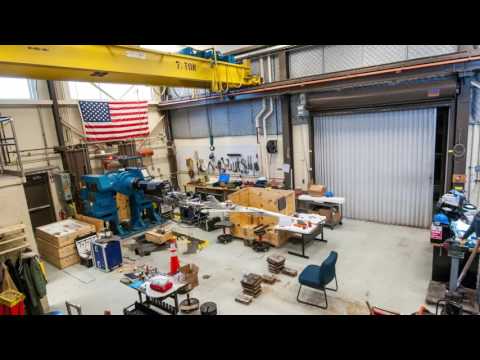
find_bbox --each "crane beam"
[0,45,261,92]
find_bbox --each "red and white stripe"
[85,101,150,142]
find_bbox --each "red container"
[0,290,25,316]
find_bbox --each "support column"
[162,110,179,190]
[452,73,473,190]
[46,80,67,169]
[278,50,294,189]
[281,95,293,189]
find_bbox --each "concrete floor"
[44,218,432,315]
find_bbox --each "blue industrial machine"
[80,167,171,237]
[178,47,236,64]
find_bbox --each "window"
[68,82,154,101]
[0,77,33,99]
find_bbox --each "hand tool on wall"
[240,158,248,174]
[208,159,216,174]
[254,154,260,174]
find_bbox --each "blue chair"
[297,251,338,309]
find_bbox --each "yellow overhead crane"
[0,45,262,92]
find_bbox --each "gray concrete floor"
[44,218,432,315]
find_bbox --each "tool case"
[92,238,122,272]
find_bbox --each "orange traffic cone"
[169,238,180,275]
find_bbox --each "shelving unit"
[0,223,28,256]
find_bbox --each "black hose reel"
[266,140,278,154]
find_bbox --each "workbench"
[275,213,327,259]
[297,195,345,229]
[122,274,188,315]
[193,184,239,201]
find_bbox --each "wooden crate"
[0,224,28,256]
[229,212,287,247]
[228,188,295,247]
[228,187,295,215]
[36,219,95,248]
[40,252,80,270]
[36,238,77,258]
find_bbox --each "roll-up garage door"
[314,107,437,228]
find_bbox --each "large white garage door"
[314,108,437,228]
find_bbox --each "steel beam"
[0,45,261,92]
[158,50,480,110]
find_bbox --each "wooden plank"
[0,244,29,256]
[74,214,105,234]
[116,193,130,223]
[0,223,25,237]
[0,234,26,245]
[145,230,174,245]
[36,238,78,258]
[40,252,80,270]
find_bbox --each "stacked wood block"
[267,254,286,274]
[235,293,253,305]
[36,219,96,270]
[282,267,298,277]
[261,274,278,284]
[240,273,262,298]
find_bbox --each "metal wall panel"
[228,102,255,136]
[363,45,407,67]
[324,45,364,73]
[188,107,209,138]
[210,104,229,137]
[314,108,437,227]
[171,108,190,138]
[288,45,460,79]
[170,99,282,139]
[407,45,458,60]
[289,46,324,78]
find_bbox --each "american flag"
[79,100,150,142]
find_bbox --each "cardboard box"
[317,207,342,226]
[179,263,199,291]
[308,184,326,197]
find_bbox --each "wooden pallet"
[0,223,28,256]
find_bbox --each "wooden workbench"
[194,184,239,201]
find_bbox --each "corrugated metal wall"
[170,98,282,139]
[314,108,437,228]
[289,45,459,78]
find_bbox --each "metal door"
[314,108,437,227]
[23,172,56,230]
